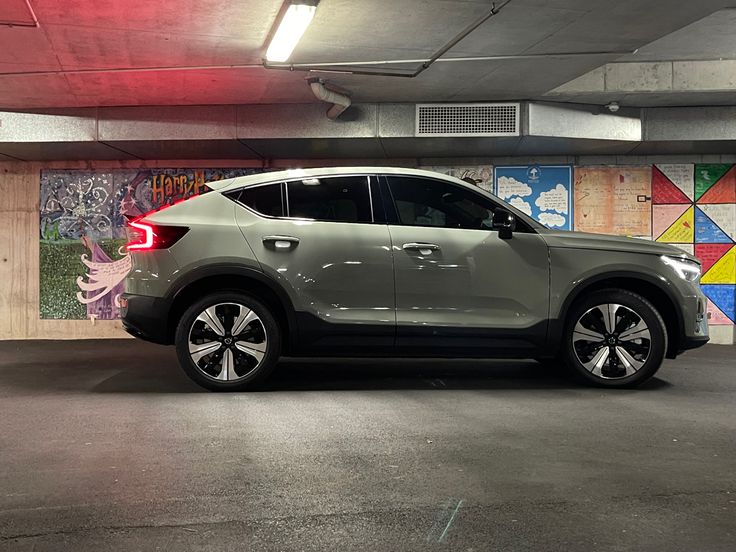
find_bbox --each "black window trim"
[380,174,537,234]
[228,174,380,225]
[226,181,286,220]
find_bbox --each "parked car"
[121,167,709,391]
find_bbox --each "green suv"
[121,167,709,391]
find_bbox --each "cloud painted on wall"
[538,212,566,228]
[496,176,532,200]
[536,183,569,215]
[509,196,532,215]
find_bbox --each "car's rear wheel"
[563,289,667,388]
[175,292,281,391]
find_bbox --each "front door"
[383,175,549,353]
[233,174,395,351]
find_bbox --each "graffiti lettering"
[151,170,210,205]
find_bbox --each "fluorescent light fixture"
[266,1,318,63]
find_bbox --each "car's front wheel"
[563,289,668,388]
[175,292,281,391]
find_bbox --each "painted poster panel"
[573,167,651,237]
[40,168,262,320]
[653,163,736,328]
[421,165,493,192]
[493,165,572,230]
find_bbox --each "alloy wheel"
[572,303,651,379]
[187,302,268,382]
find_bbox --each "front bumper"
[676,291,709,353]
[680,335,709,351]
[120,293,172,345]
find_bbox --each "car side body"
[121,167,709,390]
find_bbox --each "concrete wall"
[2,156,734,343]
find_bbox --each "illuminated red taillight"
[126,221,189,251]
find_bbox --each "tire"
[562,289,667,388]
[175,291,281,391]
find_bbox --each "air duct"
[307,77,351,120]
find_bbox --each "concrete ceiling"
[544,8,736,106]
[1,0,736,109]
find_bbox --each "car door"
[232,174,395,350]
[382,175,550,353]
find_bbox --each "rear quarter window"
[232,184,284,217]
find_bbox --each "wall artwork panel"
[573,166,652,238]
[39,168,262,320]
[493,165,572,230]
[653,164,736,325]
[421,165,494,192]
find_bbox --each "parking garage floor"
[0,340,734,551]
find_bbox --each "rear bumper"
[121,293,172,345]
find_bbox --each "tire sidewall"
[563,289,667,388]
[175,291,281,391]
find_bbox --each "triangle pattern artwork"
[698,165,736,204]
[706,298,734,325]
[652,167,691,204]
[702,284,736,323]
[695,206,734,244]
[655,164,694,201]
[694,164,731,201]
[701,245,736,284]
[656,206,694,243]
[695,243,734,274]
[653,204,689,240]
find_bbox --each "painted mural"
[39,163,736,328]
[39,168,262,320]
[421,165,494,192]
[573,166,651,238]
[493,165,572,230]
[652,164,736,325]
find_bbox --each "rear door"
[382,175,549,353]
[232,175,395,350]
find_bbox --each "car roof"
[210,166,473,193]
[209,166,543,230]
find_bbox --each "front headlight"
[661,255,701,282]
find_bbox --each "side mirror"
[492,209,516,239]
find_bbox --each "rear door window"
[286,176,372,223]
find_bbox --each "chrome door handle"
[402,242,440,254]
[262,235,300,249]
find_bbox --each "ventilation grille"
[416,103,520,137]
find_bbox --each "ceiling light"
[266,1,319,63]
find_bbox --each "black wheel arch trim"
[165,263,299,349]
[548,269,685,355]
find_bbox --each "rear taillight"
[126,221,189,251]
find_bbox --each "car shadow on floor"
[89,358,587,393]
[258,358,670,392]
[0,341,671,394]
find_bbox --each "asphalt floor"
[0,340,734,551]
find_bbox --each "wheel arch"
[165,264,297,352]
[552,271,684,359]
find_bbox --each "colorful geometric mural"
[653,164,736,325]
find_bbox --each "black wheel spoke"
[572,303,651,379]
[188,302,268,382]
